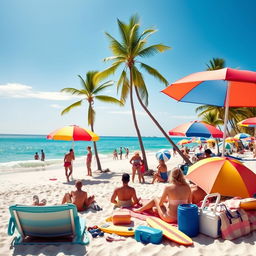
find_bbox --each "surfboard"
[146,217,193,246]
[99,223,135,236]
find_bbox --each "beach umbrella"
[234,133,251,140]
[218,142,232,150]
[47,125,99,142]
[156,149,171,162]
[169,121,223,138]
[225,137,239,143]
[207,138,216,143]
[162,68,256,156]
[191,137,207,144]
[177,139,191,145]
[187,157,256,198]
[238,117,256,127]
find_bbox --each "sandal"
[33,195,39,205]
[106,234,126,242]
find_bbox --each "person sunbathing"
[151,160,168,184]
[135,167,191,223]
[111,173,141,208]
[62,180,96,211]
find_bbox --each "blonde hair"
[169,167,188,185]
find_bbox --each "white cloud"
[169,115,197,119]
[109,110,147,116]
[0,83,80,101]
[50,104,63,109]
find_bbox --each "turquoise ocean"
[0,134,191,171]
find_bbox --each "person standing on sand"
[111,173,141,208]
[130,152,142,183]
[125,147,129,159]
[64,149,75,182]
[119,147,123,160]
[41,149,45,161]
[86,146,92,176]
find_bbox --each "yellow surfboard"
[146,217,193,245]
[99,222,135,236]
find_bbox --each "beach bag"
[135,226,162,244]
[112,211,131,225]
[219,204,250,240]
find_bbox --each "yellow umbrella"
[177,139,191,145]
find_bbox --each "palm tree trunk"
[129,67,149,171]
[134,87,192,165]
[89,102,102,171]
[91,125,102,171]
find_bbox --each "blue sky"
[0,0,255,136]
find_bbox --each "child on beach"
[62,180,98,211]
[140,160,145,183]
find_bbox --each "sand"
[0,152,256,256]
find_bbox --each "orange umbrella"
[187,157,256,198]
[47,125,99,141]
[225,137,239,143]
[177,139,191,145]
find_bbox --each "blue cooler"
[178,204,199,237]
[135,226,162,244]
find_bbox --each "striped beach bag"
[219,204,250,240]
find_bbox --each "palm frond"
[140,62,169,86]
[129,14,139,28]
[139,28,156,41]
[105,32,127,56]
[93,80,114,94]
[95,61,123,82]
[103,56,125,62]
[77,75,90,94]
[95,95,124,106]
[60,87,84,96]
[129,24,140,53]
[132,66,148,106]
[117,70,130,102]
[88,105,95,126]
[138,44,171,58]
[61,100,83,115]
[117,19,129,46]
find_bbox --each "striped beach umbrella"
[47,125,99,141]
[169,121,223,138]
[234,133,251,140]
[187,157,256,198]
[225,137,239,143]
[238,117,256,127]
[156,149,171,162]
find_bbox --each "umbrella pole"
[222,82,231,157]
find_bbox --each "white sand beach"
[1,152,256,256]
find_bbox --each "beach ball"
[156,149,171,162]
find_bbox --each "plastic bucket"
[178,204,199,237]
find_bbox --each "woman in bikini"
[135,167,191,223]
[129,152,142,183]
[152,159,168,184]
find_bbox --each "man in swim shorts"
[111,173,141,208]
[64,149,75,182]
[62,180,95,211]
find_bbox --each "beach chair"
[8,203,89,245]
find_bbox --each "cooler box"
[199,193,221,238]
[135,226,162,244]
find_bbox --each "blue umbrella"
[156,149,171,162]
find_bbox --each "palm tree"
[206,58,225,70]
[61,71,122,171]
[98,15,191,166]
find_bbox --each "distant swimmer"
[41,149,45,161]
[34,152,39,160]
[64,149,75,182]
